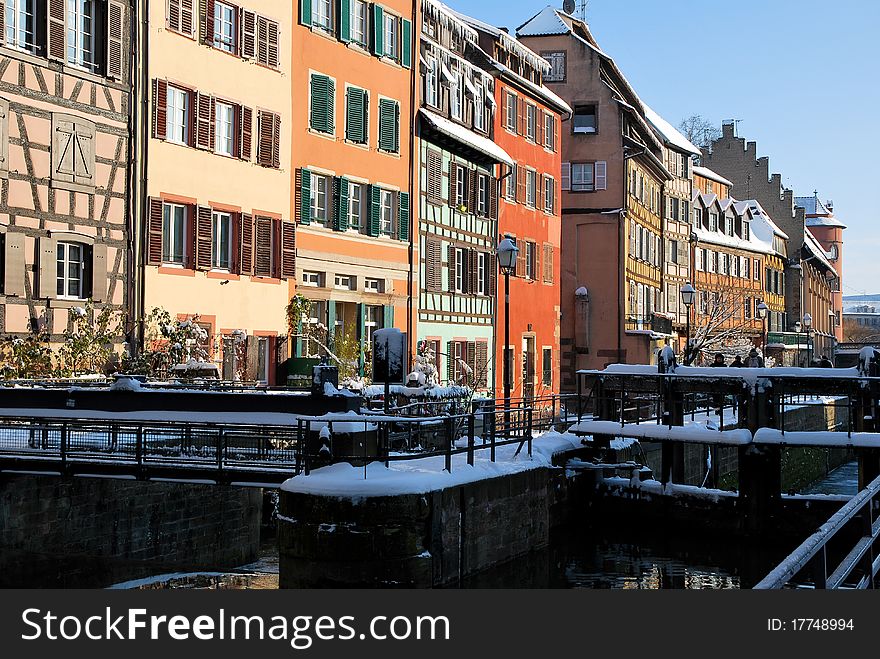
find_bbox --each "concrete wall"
[0,475,262,587]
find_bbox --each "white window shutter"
[561,161,571,191]
[595,161,607,190]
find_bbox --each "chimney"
[722,120,735,138]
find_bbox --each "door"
[522,336,536,400]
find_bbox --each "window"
[473,94,486,132]
[709,212,718,232]
[525,170,536,207]
[383,13,398,60]
[309,74,335,135]
[52,113,95,189]
[335,274,354,290]
[348,181,363,230]
[573,105,596,133]
[726,215,734,237]
[544,176,555,213]
[312,0,331,31]
[505,164,515,199]
[454,247,465,292]
[542,348,552,386]
[454,165,466,207]
[364,305,384,346]
[255,337,269,383]
[754,259,760,281]
[542,51,565,82]
[5,0,37,52]
[67,0,99,71]
[526,103,537,141]
[505,92,516,131]
[525,242,536,279]
[301,271,322,287]
[167,86,190,145]
[378,98,399,153]
[350,0,367,44]
[693,208,702,230]
[544,113,556,150]
[379,189,394,235]
[162,203,187,265]
[743,220,751,241]
[424,57,438,107]
[571,163,594,191]
[56,241,85,298]
[214,101,234,156]
[213,2,236,53]
[345,86,368,145]
[212,211,232,270]
[365,277,383,293]
[450,72,463,120]
[309,172,329,224]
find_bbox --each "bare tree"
[678,115,721,150]
[687,288,761,365]
[843,318,880,344]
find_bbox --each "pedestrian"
[819,355,833,368]
[745,348,764,368]
[730,355,744,368]
[709,353,726,415]
[709,353,726,367]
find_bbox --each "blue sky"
[444,0,879,296]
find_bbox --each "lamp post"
[497,237,518,435]
[680,283,696,365]
[803,313,813,366]
[794,321,802,367]
[757,301,769,359]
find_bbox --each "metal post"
[762,316,767,358]
[217,426,224,479]
[304,420,311,476]
[467,413,475,466]
[527,408,533,457]
[60,423,67,474]
[685,303,691,365]
[503,270,511,438]
[444,416,453,473]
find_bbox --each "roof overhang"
[419,108,514,167]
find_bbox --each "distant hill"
[843,294,880,302]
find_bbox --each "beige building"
[137,0,292,382]
[1,0,131,345]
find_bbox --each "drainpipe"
[406,0,418,367]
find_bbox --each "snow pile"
[281,430,584,498]
[581,363,861,388]
[362,384,470,399]
[569,419,752,446]
[754,428,880,449]
[110,376,142,392]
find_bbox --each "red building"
[461,17,569,397]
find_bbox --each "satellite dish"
[563,0,576,14]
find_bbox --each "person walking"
[709,353,726,368]
[709,353,726,415]
[730,355,744,368]
[819,355,833,368]
[745,348,764,368]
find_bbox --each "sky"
[443,0,879,296]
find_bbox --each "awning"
[464,76,479,98]
[419,108,514,167]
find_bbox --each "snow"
[420,108,514,166]
[754,428,880,449]
[859,346,879,375]
[643,104,701,156]
[693,165,733,187]
[490,60,572,114]
[362,383,469,399]
[806,216,847,229]
[569,419,753,446]
[602,477,737,502]
[422,0,479,46]
[110,376,142,392]
[0,407,301,426]
[804,227,835,271]
[578,363,861,388]
[280,430,584,498]
[516,6,570,36]
[574,286,589,297]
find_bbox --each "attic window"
[573,105,596,134]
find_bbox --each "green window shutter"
[372,4,384,56]
[299,168,311,224]
[383,305,394,329]
[339,0,351,42]
[401,19,412,68]
[393,101,400,152]
[346,87,366,143]
[335,177,350,231]
[356,303,366,375]
[368,184,381,237]
[310,74,335,133]
[300,0,312,27]
[397,191,410,241]
[327,79,336,133]
[379,99,398,152]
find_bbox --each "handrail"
[754,473,880,589]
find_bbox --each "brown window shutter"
[533,241,540,280]
[181,0,194,35]
[241,9,257,58]
[468,170,477,213]
[488,253,497,295]
[195,92,213,150]
[446,341,455,382]
[535,175,544,212]
[427,149,442,202]
[468,249,478,293]
[169,0,181,31]
[200,0,215,45]
[516,164,525,203]
[253,216,273,277]
[489,176,498,219]
[515,243,525,278]
[195,205,212,270]
[230,212,240,273]
[466,341,476,385]
[272,113,281,168]
[47,0,65,61]
[267,20,279,67]
[447,244,456,292]
[257,15,268,64]
[448,163,458,208]
[516,97,525,136]
[271,218,282,279]
[475,342,488,388]
[240,106,253,160]
[106,1,125,80]
[185,205,197,269]
[257,111,280,168]
[543,244,553,283]
[239,212,253,274]
[280,220,296,279]
[426,238,440,291]
[147,197,163,265]
[152,79,168,139]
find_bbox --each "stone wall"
[0,475,262,587]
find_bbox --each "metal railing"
[755,473,880,589]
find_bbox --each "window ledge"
[379,56,402,69]
[206,271,240,281]
[308,128,337,141]
[50,179,96,194]
[48,298,89,309]
[158,266,196,276]
[310,25,338,41]
[250,276,282,285]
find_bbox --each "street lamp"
[803,313,813,366]
[497,237,518,434]
[794,321,802,366]
[680,283,696,365]
[757,301,769,358]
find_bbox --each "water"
[802,461,859,496]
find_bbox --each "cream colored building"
[137,0,292,382]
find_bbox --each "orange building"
[291,0,416,377]
[462,16,568,397]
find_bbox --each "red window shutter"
[516,165,525,203]
[239,213,253,275]
[47,0,65,61]
[516,97,525,136]
[195,92,213,150]
[241,9,257,58]
[195,205,213,270]
[147,197,163,265]
[280,220,296,279]
[152,79,168,139]
[253,216,273,277]
[535,175,544,211]
[240,106,252,160]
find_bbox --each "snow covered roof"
[643,104,701,156]
[806,216,847,229]
[422,0,479,45]
[516,6,570,36]
[747,200,789,240]
[490,60,572,114]
[692,165,733,187]
[419,108,514,166]
[796,193,847,229]
[692,195,786,256]
[452,9,551,74]
[804,227,835,271]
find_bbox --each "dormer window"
[742,221,751,241]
